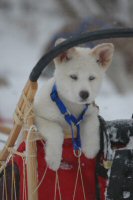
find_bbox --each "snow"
[0,7,66,120]
[0,4,133,148]
[0,5,66,147]
[96,77,133,120]
[123,191,131,199]
[126,136,133,149]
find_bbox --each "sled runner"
[0,28,133,200]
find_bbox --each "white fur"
[34,42,114,171]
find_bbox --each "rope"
[8,147,25,158]
[8,147,27,200]
[53,171,62,200]
[56,171,62,200]
[22,92,34,124]
[13,163,17,200]
[34,166,48,193]
[73,159,80,200]
[11,157,14,200]
[11,156,17,200]
[22,127,42,142]
[13,106,23,125]
[13,92,34,126]
[73,157,86,200]
[0,157,11,173]
[3,167,8,200]
[1,145,28,199]
[1,157,17,200]
[22,157,27,200]
[2,171,4,200]
[25,125,38,162]
[78,158,86,200]
[5,145,27,199]
[4,147,27,200]
[54,172,58,200]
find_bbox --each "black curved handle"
[30,28,133,82]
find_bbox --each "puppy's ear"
[92,43,114,70]
[54,38,76,64]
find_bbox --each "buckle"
[103,160,112,169]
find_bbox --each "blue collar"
[50,84,89,152]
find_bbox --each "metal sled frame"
[0,28,133,200]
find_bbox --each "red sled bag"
[5,139,106,200]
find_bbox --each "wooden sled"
[0,28,133,200]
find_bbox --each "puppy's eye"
[70,75,78,80]
[89,76,95,81]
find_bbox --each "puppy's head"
[54,38,114,104]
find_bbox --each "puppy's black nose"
[79,91,89,100]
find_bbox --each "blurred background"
[0,0,133,146]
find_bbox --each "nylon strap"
[50,84,89,151]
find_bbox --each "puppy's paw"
[82,143,99,159]
[45,146,62,171]
[46,155,61,171]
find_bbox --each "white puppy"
[34,39,114,171]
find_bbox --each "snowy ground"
[0,8,133,149]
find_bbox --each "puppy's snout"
[79,91,89,100]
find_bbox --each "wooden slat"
[0,125,11,135]
[26,122,38,200]
[25,82,38,200]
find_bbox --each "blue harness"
[50,84,89,153]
